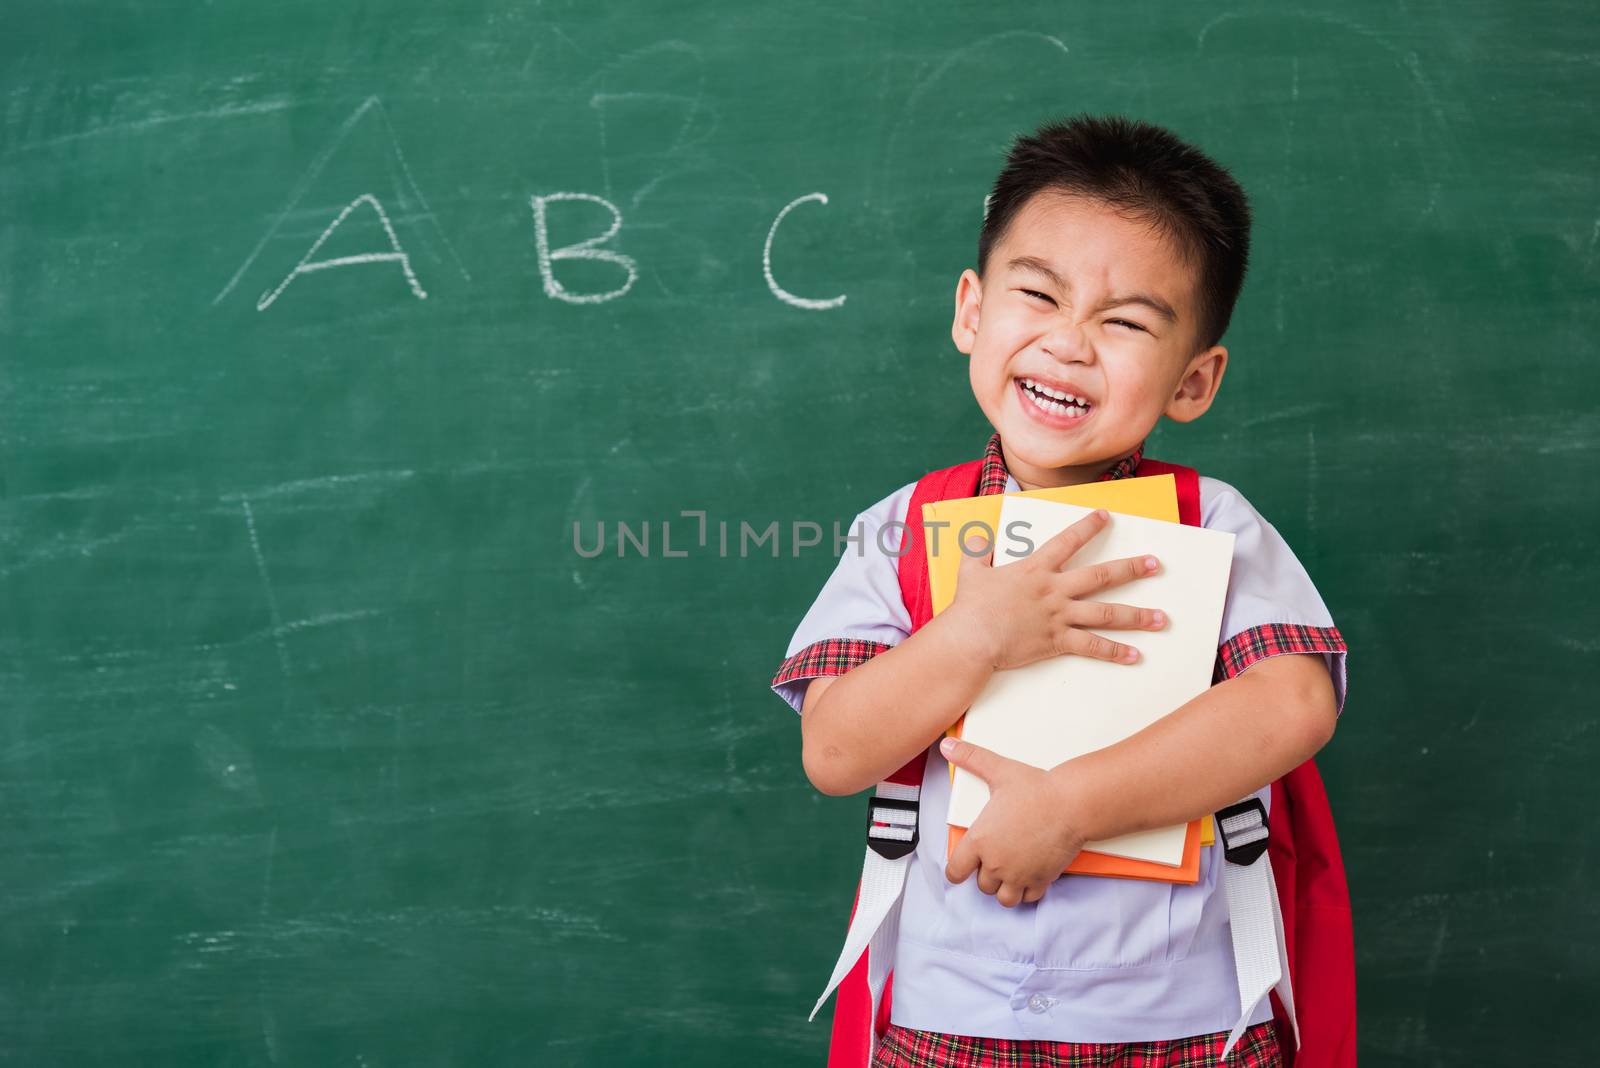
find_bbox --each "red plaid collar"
[976,431,1144,496]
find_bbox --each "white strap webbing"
[814,783,1299,1065]
[809,781,919,1041]
[862,871,905,1063]
[808,845,911,1024]
[1218,836,1299,1062]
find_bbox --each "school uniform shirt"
[771,431,1348,1043]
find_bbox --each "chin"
[998,423,1094,469]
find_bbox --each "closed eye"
[1109,318,1147,333]
[1019,288,1056,306]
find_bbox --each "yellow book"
[922,475,1181,617]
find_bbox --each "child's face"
[952,190,1228,487]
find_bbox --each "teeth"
[1022,378,1090,412]
[1023,384,1088,417]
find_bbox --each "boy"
[771,115,1349,1066]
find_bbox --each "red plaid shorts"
[870,1020,1281,1068]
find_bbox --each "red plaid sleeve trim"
[1215,622,1347,680]
[771,637,892,689]
[1215,622,1349,712]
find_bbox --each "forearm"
[1049,653,1338,841]
[802,612,994,796]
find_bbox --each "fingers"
[1066,599,1167,634]
[1025,509,1162,611]
[971,870,1044,908]
[954,529,994,580]
[1029,535,1163,663]
[959,528,993,562]
[946,841,1042,910]
[938,736,1019,785]
[1052,627,1145,665]
[945,835,980,885]
[1033,508,1111,570]
[1049,562,1166,664]
[1060,552,1162,597]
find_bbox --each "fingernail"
[1150,610,1165,628]
[1144,556,1159,572]
[940,737,957,757]
[1122,647,1141,663]
[1094,508,1109,520]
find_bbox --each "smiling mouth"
[1017,377,1093,419]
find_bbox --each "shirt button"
[1027,994,1051,1014]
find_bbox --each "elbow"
[798,678,869,796]
[1243,654,1339,763]
[1289,678,1339,759]
[801,715,870,796]
[802,736,863,797]
[1299,701,1337,758]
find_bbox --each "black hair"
[978,114,1253,351]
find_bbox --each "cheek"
[969,354,1004,403]
[967,334,1007,381]
[1110,364,1172,410]
[972,316,1027,370]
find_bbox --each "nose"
[1040,320,1093,364]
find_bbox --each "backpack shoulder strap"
[1143,454,1353,1064]
[1133,457,1203,528]
[822,458,987,1067]
[895,459,985,634]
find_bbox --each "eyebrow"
[1005,255,1179,326]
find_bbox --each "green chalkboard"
[3,2,1596,1064]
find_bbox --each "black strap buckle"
[1215,798,1270,866]
[866,795,919,860]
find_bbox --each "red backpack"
[821,455,1355,1067]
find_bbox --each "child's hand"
[939,736,1083,907]
[945,509,1165,671]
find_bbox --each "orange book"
[946,820,1200,884]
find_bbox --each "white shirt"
[772,467,1348,1041]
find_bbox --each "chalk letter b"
[530,193,638,305]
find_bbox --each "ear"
[1164,344,1228,423]
[951,269,983,354]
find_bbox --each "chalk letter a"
[256,193,427,311]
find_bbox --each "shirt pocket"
[1163,847,1212,963]
[1035,861,1209,969]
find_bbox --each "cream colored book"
[946,494,1236,865]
